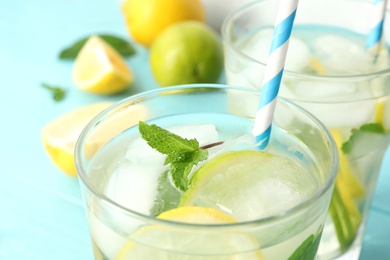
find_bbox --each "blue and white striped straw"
[252,0,299,149]
[366,0,388,56]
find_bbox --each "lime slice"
[180,150,317,221]
[116,206,263,259]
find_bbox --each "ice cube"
[225,70,257,89]
[239,28,273,64]
[239,28,313,72]
[280,78,377,129]
[284,80,358,101]
[294,99,376,129]
[241,179,304,218]
[311,34,378,74]
[199,155,318,221]
[105,124,219,214]
[104,136,166,215]
[285,36,313,72]
[169,124,219,147]
[105,159,164,215]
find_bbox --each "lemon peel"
[72,36,133,95]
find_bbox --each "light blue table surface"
[0,0,389,259]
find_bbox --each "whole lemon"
[150,21,224,87]
[122,0,205,47]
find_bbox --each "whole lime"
[150,21,224,87]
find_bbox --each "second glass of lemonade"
[222,0,390,259]
[75,84,338,259]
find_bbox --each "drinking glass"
[222,1,390,258]
[75,84,338,259]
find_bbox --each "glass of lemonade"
[222,0,390,259]
[75,84,338,259]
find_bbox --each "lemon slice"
[41,102,113,176]
[179,150,317,221]
[116,206,263,259]
[72,36,133,95]
[42,102,148,176]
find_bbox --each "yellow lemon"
[83,103,149,159]
[72,36,133,95]
[116,206,263,259]
[122,0,205,47]
[42,102,149,177]
[41,102,113,177]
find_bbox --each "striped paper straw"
[252,0,299,149]
[366,0,388,56]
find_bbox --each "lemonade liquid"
[85,112,333,259]
[225,25,390,258]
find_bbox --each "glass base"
[318,222,364,260]
[332,246,362,260]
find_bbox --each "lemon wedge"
[116,206,263,259]
[41,102,113,176]
[72,36,133,95]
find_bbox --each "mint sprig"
[139,121,208,191]
[59,34,136,59]
[41,83,66,101]
[341,123,385,154]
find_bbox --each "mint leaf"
[139,121,200,158]
[139,121,208,191]
[59,34,136,59]
[329,185,356,249]
[171,161,194,191]
[288,228,322,260]
[341,123,385,154]
[170,149,208,191]
[150,170,181,217]
[41,83,66,101]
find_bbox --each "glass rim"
[221,0,390,80]
[75,84,339,230]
